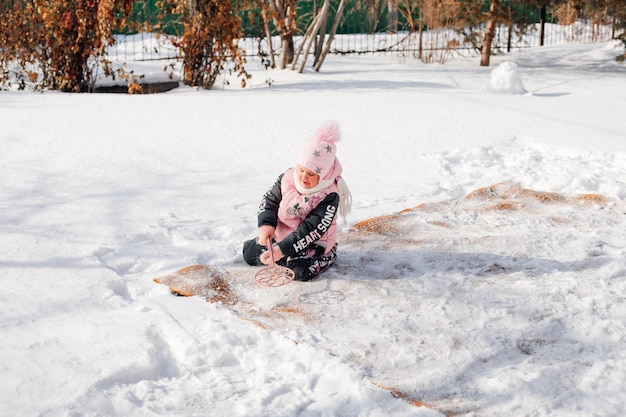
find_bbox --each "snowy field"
[1,40,626,417]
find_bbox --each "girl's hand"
[258,225,276,248]
[260,245,284,265]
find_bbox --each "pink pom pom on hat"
[296,122,341,181]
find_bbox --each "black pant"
[242,238,337,281]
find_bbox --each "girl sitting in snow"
[242,121,352,281]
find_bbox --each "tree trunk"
[480,0,498,67]
[269,0,297,69]
[262,9,276,68]
[540,4,547,46]
[591,14,596,41]
[313,9,328,67]
[294,0,330,73]
[314,0,347,72]
[387,0,398,33]
[507,24,512,52]
[279,36,294,68]
[290,11,320,70]
[418,17,423,61]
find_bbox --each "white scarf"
[292,170,352,224]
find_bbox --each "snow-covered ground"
[1,40,625,417]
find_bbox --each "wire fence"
[109,20,618,64]
[3,0,619,63]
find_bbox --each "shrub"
[156,0,250,89]
[0,0,135,92]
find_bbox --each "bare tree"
[265,0,299,68]
[291,0,331,72]
[289,0,347,72]
[314,0,347,71]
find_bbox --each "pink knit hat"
[297,122,340,181]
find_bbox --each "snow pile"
[488,61,527,94]
[1,41,625,417]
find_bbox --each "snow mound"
[489,62,527,94]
